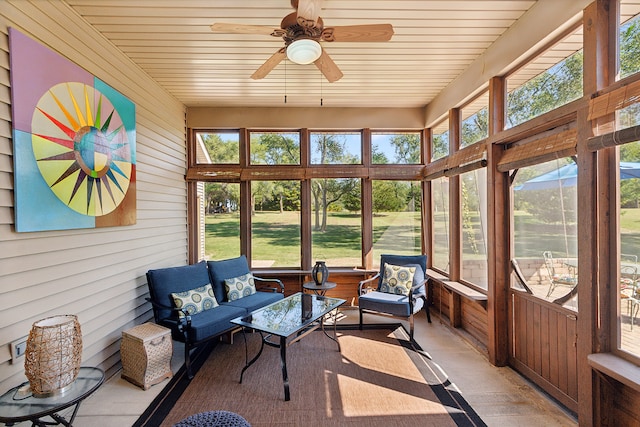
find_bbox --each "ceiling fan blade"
[251,48,287,80]
[211,23,280,36]
[296,0,322,27]
[322,24,394,42]
[314,49,343,83]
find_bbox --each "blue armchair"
[358,254,431,340]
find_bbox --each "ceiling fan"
[210,0,394,83]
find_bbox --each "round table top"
[0,366,104,423]
[303,281,337,291]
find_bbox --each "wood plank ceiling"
[61,1,639,110]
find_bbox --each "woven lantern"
[312,261,329,286]
[24,315,83,397]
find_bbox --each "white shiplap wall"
[0,1,187,391]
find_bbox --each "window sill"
[587,353,640,392]
[426,269,488,304]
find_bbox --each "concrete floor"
[43,308,577,426]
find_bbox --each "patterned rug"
[138,325,486,427]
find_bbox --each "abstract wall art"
[9,28,136,232]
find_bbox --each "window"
[195,131,239,164]
[618,141,640,356]
[250,180,301,268]
[620,4,640,80]
[431,177,450,273]
[250,132,300,165]
[372,180,422,267]
[461,93,489,148]
[432,121,449,161]
[506,28,583,128]
[511,158,578,307]
[310,132,361,164]
[197,182,240,260]
[311,178,361,266]
[372,132,421,164]
[460,168,488,289]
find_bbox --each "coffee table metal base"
[239,310,341,401]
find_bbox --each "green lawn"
[204,208,640,265]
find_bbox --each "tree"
[312,178,358,231]
[462,108,488,148]
[620,19,640,79]
[311,134,359,231]
[372,144,389,164]
[432,131,449,160]
[200,133,238,163]
[507,51,583,128]
[389,134,420,163]
[251,181,274,214]
[251,133,299,165]
[204,182,238,213]
[372,181,410,212]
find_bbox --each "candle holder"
[312,261,329,286]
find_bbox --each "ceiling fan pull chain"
[319,64,323,106]
[285,60,288,104]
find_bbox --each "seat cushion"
[207,256,252,303]
[182,304,246,343]
[223,290,284,313]
[147,261,211,321]
[359,291,412,317]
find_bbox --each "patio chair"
[542,251,577,298]
[358,254,430,340]
[620,264,640,330]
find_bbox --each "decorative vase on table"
[24,315,83,397]
[312,261,329,286]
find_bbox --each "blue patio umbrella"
[514,161,640,191]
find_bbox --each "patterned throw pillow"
[171,284,218,318]
[380,264,416,296]
[224,274,257,301]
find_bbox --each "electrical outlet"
[10,336,28,364]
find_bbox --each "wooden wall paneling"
[526,299,535,369]
[566,315,579,401]
[460,301,488,344]
[509,292,579,411]
[533,303,542,375]
[540,304,551,380]
[557,314,570,395]
[450,291,462,327]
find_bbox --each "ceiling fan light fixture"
[286,39,322,65]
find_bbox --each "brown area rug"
[156,325,485,427]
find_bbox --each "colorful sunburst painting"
[9,28,136,232]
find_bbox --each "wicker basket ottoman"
[121,323,173,390]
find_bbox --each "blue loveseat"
[146,255,284,379]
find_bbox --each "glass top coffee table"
[231,292,345,401]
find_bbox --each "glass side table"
[0,366,104,426]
